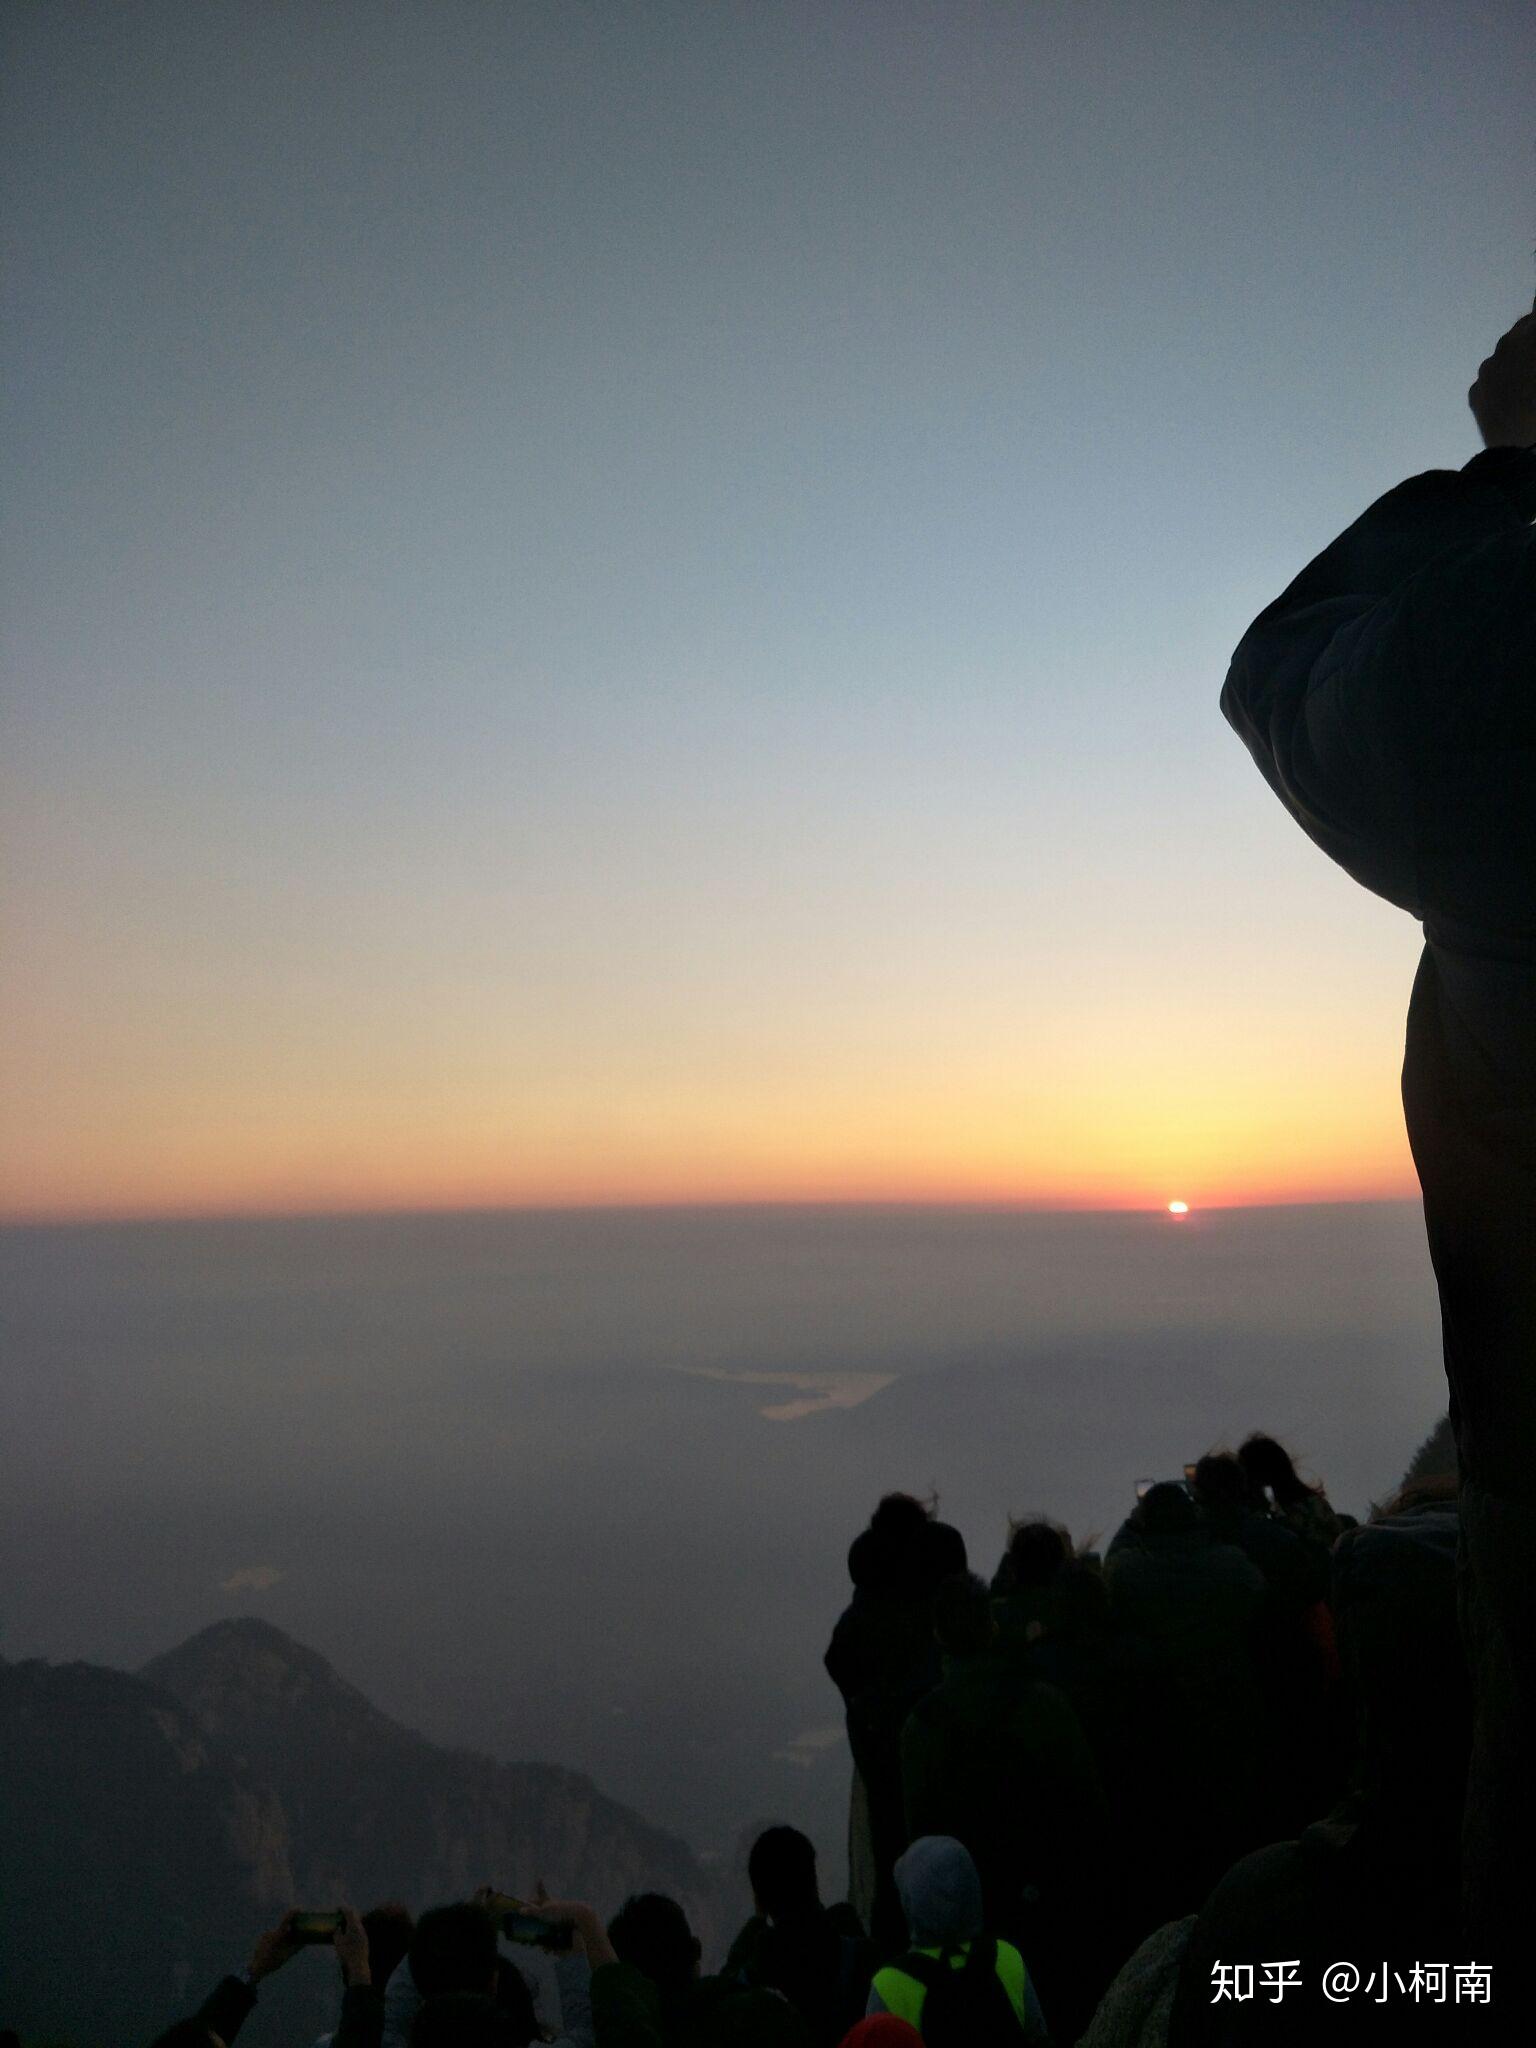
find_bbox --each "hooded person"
[723,1826,874,2047]
[1219,302,1536,1968]
[865,1838,1047,2043]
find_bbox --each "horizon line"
[0,1189,1424,1231]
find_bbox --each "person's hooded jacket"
[866,1837,1048,2042]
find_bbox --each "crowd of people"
[128,1426,1473,2047]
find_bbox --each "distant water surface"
[0,1201,1445,1872]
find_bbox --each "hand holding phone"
[477,1889,572,1949]
[290,1910,346,1945]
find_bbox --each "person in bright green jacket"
[866,1838,1047,2043]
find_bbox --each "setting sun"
[1167,1200,1190,1217]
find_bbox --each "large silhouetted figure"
[1220,302,1535,1967]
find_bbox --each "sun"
[1167,1200,1190,1218]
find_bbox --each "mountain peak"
[142,1616,408,1759]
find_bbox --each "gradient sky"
[3,1,1533,1222]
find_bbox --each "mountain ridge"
[3,1617,716,2045]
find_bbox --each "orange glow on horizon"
[0,1155,1421,1229]
[0,980,1423,1227]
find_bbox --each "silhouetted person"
[1190,1453,1326,1612]
[988,1517,1071,1656]
[388,1900,599,2048]
[595,1891,715,2046]
[599,1893,812,2048]
[406,1905,500,2002]
[825,1495,966,1952]
[1105,1482,1268,1903]
[724,1826,875,2045]
[1024,1557,1183,1953]
[900,1572,1106,2040]
[1166,1483,1469,2045]
[1190,1453,1338,1837]
[1238,1432,1345,1552]
[1220,301,1536,1963]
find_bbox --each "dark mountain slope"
[141,1617,712,1937]
[0,1653,291,2039]
[0,1621,713,2045]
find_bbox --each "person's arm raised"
[190,1911,306,2047]
[526,1897,617,1969]
[331,1908,386,2048]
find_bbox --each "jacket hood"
[893,1835,984,1946]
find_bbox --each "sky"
[3,0,1533,1224]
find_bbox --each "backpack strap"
[897,1950,945,1991]
[963,1933,998,1977]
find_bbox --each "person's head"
[409,1903,499,1998]
[858,1492,966,1596]
[1191,1451,1253,1515]
[1137,1480,1199,1535]
[1006,1516,1071,1588]
[748,1824,821,1921]
[869,1492,933,1543]
[850,1493,932,1591]
[892,1836,984,1948]
[933,1571,996,1657]
[411,1994,525,2048]
[1238,1433,1318,1507]
[607,1892,701,1992]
